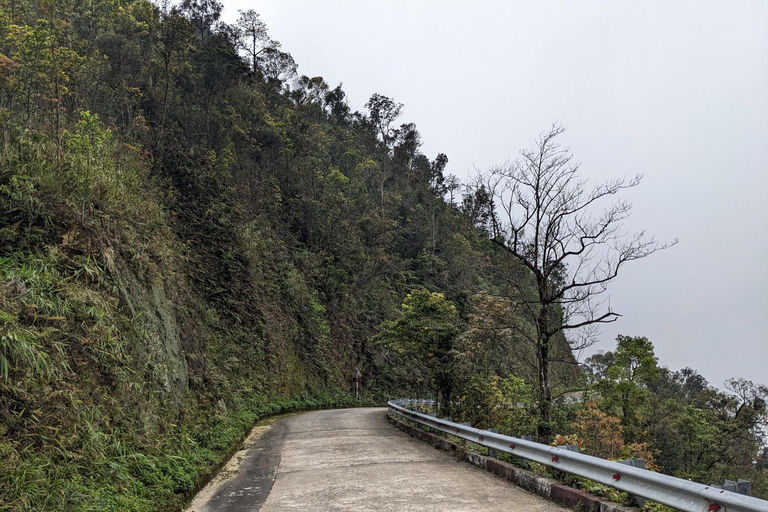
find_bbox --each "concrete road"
[188,407,568,512]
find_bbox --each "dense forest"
[0,1,765,510]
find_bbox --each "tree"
[582,350,616,381]
[291,75,330,111]
[392,122,421,171]
[575,400,624,459]
[649,381,768,482]
[478,124,674,438]
[454,374,536,433]
[461,183,493,231]
[365,93,402,145]
[180,0,223,41]
[258,45,297,85]
[430,153,449,192]
[235,9,270,72]
[444,174,461,205]
[611,334,659,384]
[598,335,660,441]
[324,84,351,125]
[153,9,194,149]
[375,289,463,416]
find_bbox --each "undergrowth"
[0,392,378,511]
[0,121,380,511]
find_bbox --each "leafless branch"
[475,124,676,432]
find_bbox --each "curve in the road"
[188,407,569,512]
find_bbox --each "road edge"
[387,413,638,512]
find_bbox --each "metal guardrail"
[388,399,768,512]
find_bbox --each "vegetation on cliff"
[5,1,762,509]
[0,1,578,509]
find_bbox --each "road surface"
[187,407,568,512]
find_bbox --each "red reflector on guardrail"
[612,474,620,481]
[708,505,720,511]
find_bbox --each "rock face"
[102,245,189,424]
[147,281,189,407]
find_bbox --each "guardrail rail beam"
[388,400,768,512]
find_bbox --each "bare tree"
[477,124,675,437]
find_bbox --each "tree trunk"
[537,339,552,440]
[536,303,553,440]
[252,35,257,71]
[380,178,385,217]
[441,382,452,418]
[158,61,171,149]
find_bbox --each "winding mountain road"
[186,407,567,512]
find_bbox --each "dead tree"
[478,124,675,438]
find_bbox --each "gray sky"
[221,1,768,390]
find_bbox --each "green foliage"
[453,374,506,429]
[377,289,460,358]
[611,334,660,384]
[569,475,629,505]
[0,1,587,509]
[7,0,763,507]
[453,374,538,435]
[0,329,54,383]
[375,289,463,415]
[63,110,126,224]
[0,391,375,511]
[594,335,660,442]
[582,335,768,498]
[497,376,539,437]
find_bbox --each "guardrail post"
[619,459,646,506]
[714,479,753,497]
[516,435,533,469]
[739,479,753,496]
[488,428,499,458]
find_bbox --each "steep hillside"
[0,1,579,509]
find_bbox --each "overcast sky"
[221,1,768,390]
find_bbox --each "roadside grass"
[0,247,380,511]
[0,392,380,511]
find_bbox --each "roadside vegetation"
[1,1,765,509]
[402,330,768,502]
[0,0,570,508]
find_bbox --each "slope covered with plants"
[0,1,580,509]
